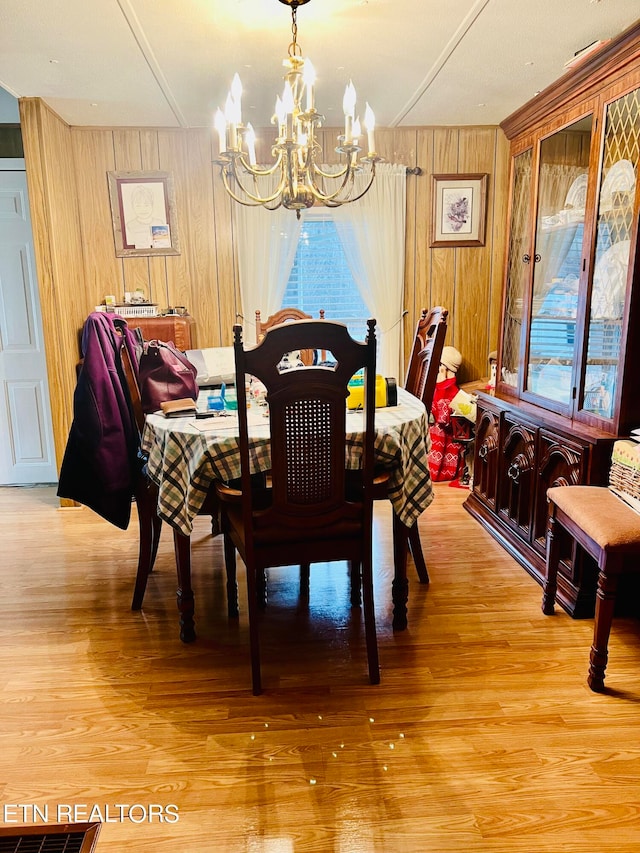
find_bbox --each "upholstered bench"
[542,485,640,691]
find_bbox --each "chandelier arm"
[225,158,287,203]
[307,163,357,203]
[324,164,378,206]
[248,168,287,204]
[310,161,350,180]
[220,165,284,208]
[236,151,284,177]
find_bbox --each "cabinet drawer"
[496,416,535,540]
[471,402,501,511]
[532,430,586,555]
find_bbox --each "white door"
[0,164,57,484]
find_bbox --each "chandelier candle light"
[213,0,381,216]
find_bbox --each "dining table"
[141,386,433,634]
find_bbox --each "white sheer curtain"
[331,163,407,378]
[233,185,302,343]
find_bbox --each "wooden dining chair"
[255,307,325,365]
[119,336,223,642]
[379,307,448,585]
[405,307,449,415]
[69,316,164,614]
[216,318,383,695]
[118,335,163,611]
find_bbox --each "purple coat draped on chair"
[57,312,142,529]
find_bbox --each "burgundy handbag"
[138,339,198,414]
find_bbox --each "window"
[281,214,369,340]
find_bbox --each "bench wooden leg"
[588,557,622,693]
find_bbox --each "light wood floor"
[1,484,640,852]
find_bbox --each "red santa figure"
[428,345,466,482]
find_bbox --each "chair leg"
[408,523,429,584]
[131,484,159,611]
[542,508,560,615]
[391,512,409,631]
[300,562,310,598]
[173,530,196,643]
[257,569,268,610]
[349,560,362,607]
[223,533,239,618]
[149,512,162,572]
[588,558,621,693]
[245,563,263,696]
[361,556,380,685]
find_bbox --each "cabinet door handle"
[523,254,531,264]
[507,462,521,482]
[507,452,533,484]
[478,435,498,459]
[534,253,541,263]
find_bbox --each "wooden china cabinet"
[465,22,640,617]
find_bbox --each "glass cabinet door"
[525,116,593,407]
[501,148,533,390]
[581,87,639,420]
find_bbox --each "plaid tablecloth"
[141,387,433,535]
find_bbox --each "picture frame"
[107,170,180,257]
[430,173,488,247]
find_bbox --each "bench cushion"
[548,485,640,550]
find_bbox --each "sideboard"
[126,314,196,350]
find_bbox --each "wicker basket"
[609,439,640,501]
[114,303,158,318]
[609,461,640,500]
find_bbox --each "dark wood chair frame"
[217,318,381,695]
[255,307,325,365]
[383,307,448,609]
[119,337,223,643]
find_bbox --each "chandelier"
[213,0,381,217]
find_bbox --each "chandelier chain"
[289,6,302,58]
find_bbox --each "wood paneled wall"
[19,98,509,475]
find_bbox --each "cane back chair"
[216,318,382,694]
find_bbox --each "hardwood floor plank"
[0,483,639,851]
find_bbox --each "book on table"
[160,398,197,417]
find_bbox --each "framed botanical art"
[430,173,488,247]
[107,170,180,257]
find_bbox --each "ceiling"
[0,0,638,130]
